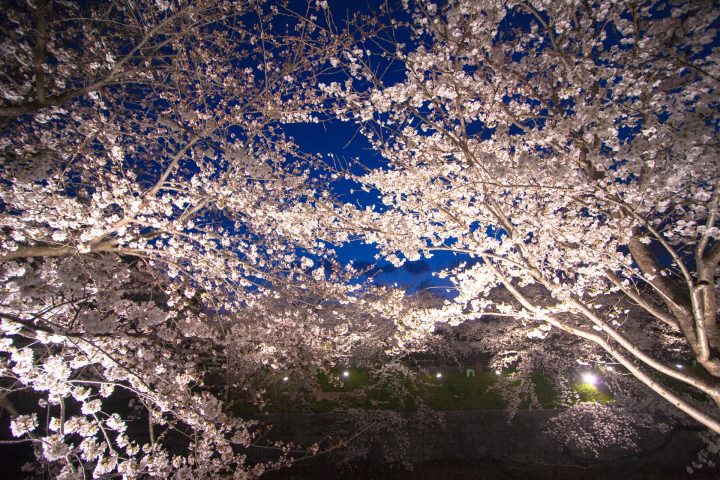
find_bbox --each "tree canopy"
[1,0,719,478]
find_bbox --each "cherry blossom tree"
[0,0,370,477]
[3,0,720,476]
[328,0,720,434]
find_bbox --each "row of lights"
[280,370,494,382]
[282,370,351,382]
[282,364,687,385]
[282,370,601,386]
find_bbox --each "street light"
[342,370,350,378]
[582,372,599,386]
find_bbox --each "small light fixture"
[675,364,684,370]
[582,372,598,386]
[342,370,350,378]
[606,366,614,372]
[282,376,289,382]
[436,372,443,379]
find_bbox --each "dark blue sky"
[280,0,476,296]
[282,116,464,295]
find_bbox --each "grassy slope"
[232,367,616,414]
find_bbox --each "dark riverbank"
[261,459,717,480]
[257,410,719,479]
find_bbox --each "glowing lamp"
[582,372,599,385]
